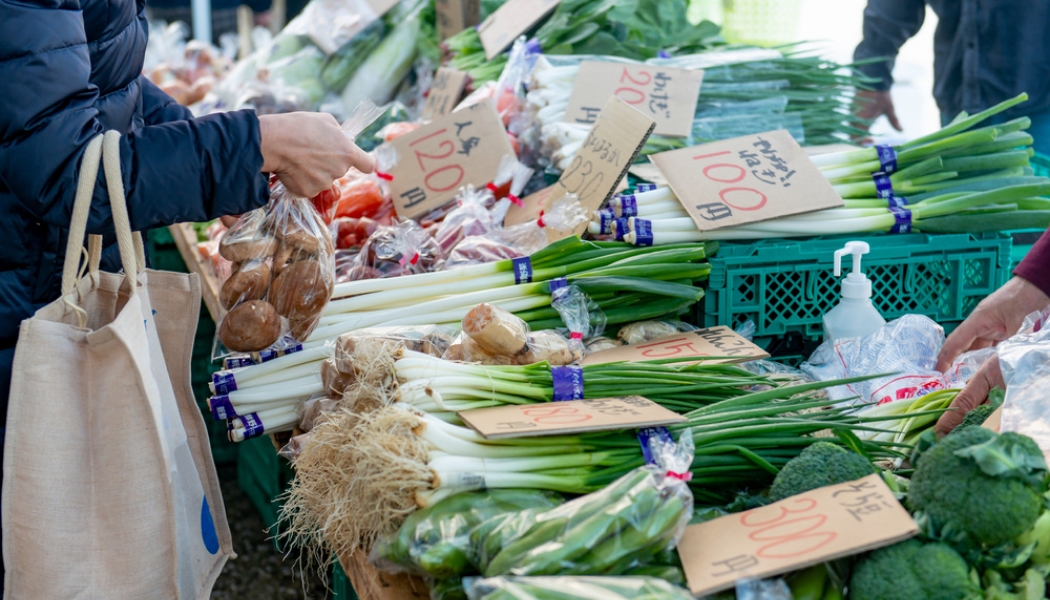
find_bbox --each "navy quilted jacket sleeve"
[0,0,269,237]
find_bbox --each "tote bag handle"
[60,131,146,325]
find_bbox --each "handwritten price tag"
[459,396,685,439]
[565,62,702,138]
[389,100,513,219]
[477,0,560,59]
[651,130,844,231]
[436,0,480,41]
[582,326,768,366]
[422,67,469,120]
[677,474,918,597]
[555,96,654,235]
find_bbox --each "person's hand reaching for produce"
[935,276,1049,372]
[855,90,902,132]
[259,112,374,198]
[935,356,1004,435]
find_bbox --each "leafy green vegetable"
[767,442,875,502]
[849,539,982,600]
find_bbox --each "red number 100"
[693,151,768,211]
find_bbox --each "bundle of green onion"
[279,380,904,556]
[617,94,1050,244]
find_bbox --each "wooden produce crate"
[337,552,429,600]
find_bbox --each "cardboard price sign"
[436,0,480,41]
[555,96,655,235]
[651,129,844,231]
[677,474,918,596]
[627,162,668,187]
[477,0,560,59]
[389,101,514,219]
[422,67,469,120]
[582,326,769,366]
[564,62,702,138]
[459,396,686,440]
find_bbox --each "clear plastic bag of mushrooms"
[216,184,336,353]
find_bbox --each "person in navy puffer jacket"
[0,1,374,459]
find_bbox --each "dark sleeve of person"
[853,0,928,90]
[0,0,269,237]
[246,0,273,14]
[1014,229,1050,298]
[140,76,195,125]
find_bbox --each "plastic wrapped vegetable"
[340,9,421,109]
[473,431,694,577]
[347,219,442,279]
[617,320,699,345]
[463,576,695,600]
[371,489,564,579]
[550,282,606,360]
[323,325,455,397]
[433,185,499,253]
[462,303,530,357]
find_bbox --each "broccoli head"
[848,539,981,600]
[769,442,875,502]
[908,427,1047,547]
[953,403,997,431]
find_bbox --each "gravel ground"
[211,464,332,600]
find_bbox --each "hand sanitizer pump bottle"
[822,241,886,341]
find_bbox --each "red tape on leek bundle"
[486,154,534,208]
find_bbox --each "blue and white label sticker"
[633,219,654,247]
[873,172,894,199]
[548,276,568,298]
[224,356,257,369]
[257,348,281,363]
[637,426,674,465]
[875,144,898,173]
[657,50,671,59]
[597,209,615,234]
[512,256,533,284]
[636,183,658,193]
[210,395,237,421]
[614,218,629,241]
[241,413,265,439]
[889,205,912,234]
[212,371,237,395]
[281,344,304,356]
[620,194,639,217]
[551,365,584,401]
[887,195,909,208]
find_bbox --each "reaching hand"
[258,112,375,199]
[935,356,1003,435]
[936,277,1050,372]
[855,90,902,132]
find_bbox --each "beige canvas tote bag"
[3,131,233,599]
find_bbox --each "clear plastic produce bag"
[370,489,564,579]
[462,576,694,600]
[347,219,442,279]
[551,282,606,359]
[472,431,694,577]
[801,314,992,406]
[445,303,582,366]
[998,307,1050,455]
[434,185,499,252]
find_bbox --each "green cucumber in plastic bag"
[321,19,386,92]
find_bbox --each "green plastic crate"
[332,561,359,599]
[702,233,1013,352]
[236,434,296,531]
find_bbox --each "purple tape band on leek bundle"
[873,172,894,199]
[890,205,912,234]
[620,194,638,217]
[636,183,658,193]
[551,365,584,401]
[634,219,654,247]
[614,218,629,241]
[212,371,237,395]
[525,37,542,54]
[281,344,304,356]
[887,195,909,208]
[548,277,568,297]
[637,427,674,465]
[241,413,265,439]
[211,395,236,421]
[598,209,615,234]
[657,50,671,59]
[875,144,898,174]
[257,349,281,363]
[224,356,257,369]
[512,257,533,284]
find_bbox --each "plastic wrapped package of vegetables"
[472,431,694,577]
[442,303,585,366]
[344,219,442,280]
[371,489,565,579]
[216,182,335,353]
[462,576,694,600]
[433,185,500,253]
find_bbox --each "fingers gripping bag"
[463,576,695,600]
[473,431,695,578]
[370,489,565,579]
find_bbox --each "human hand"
[258,112,375,199]
[935,356,1002,435]
[936,276,1050,371]
[855,90,902,132]
[220,215,241,228]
